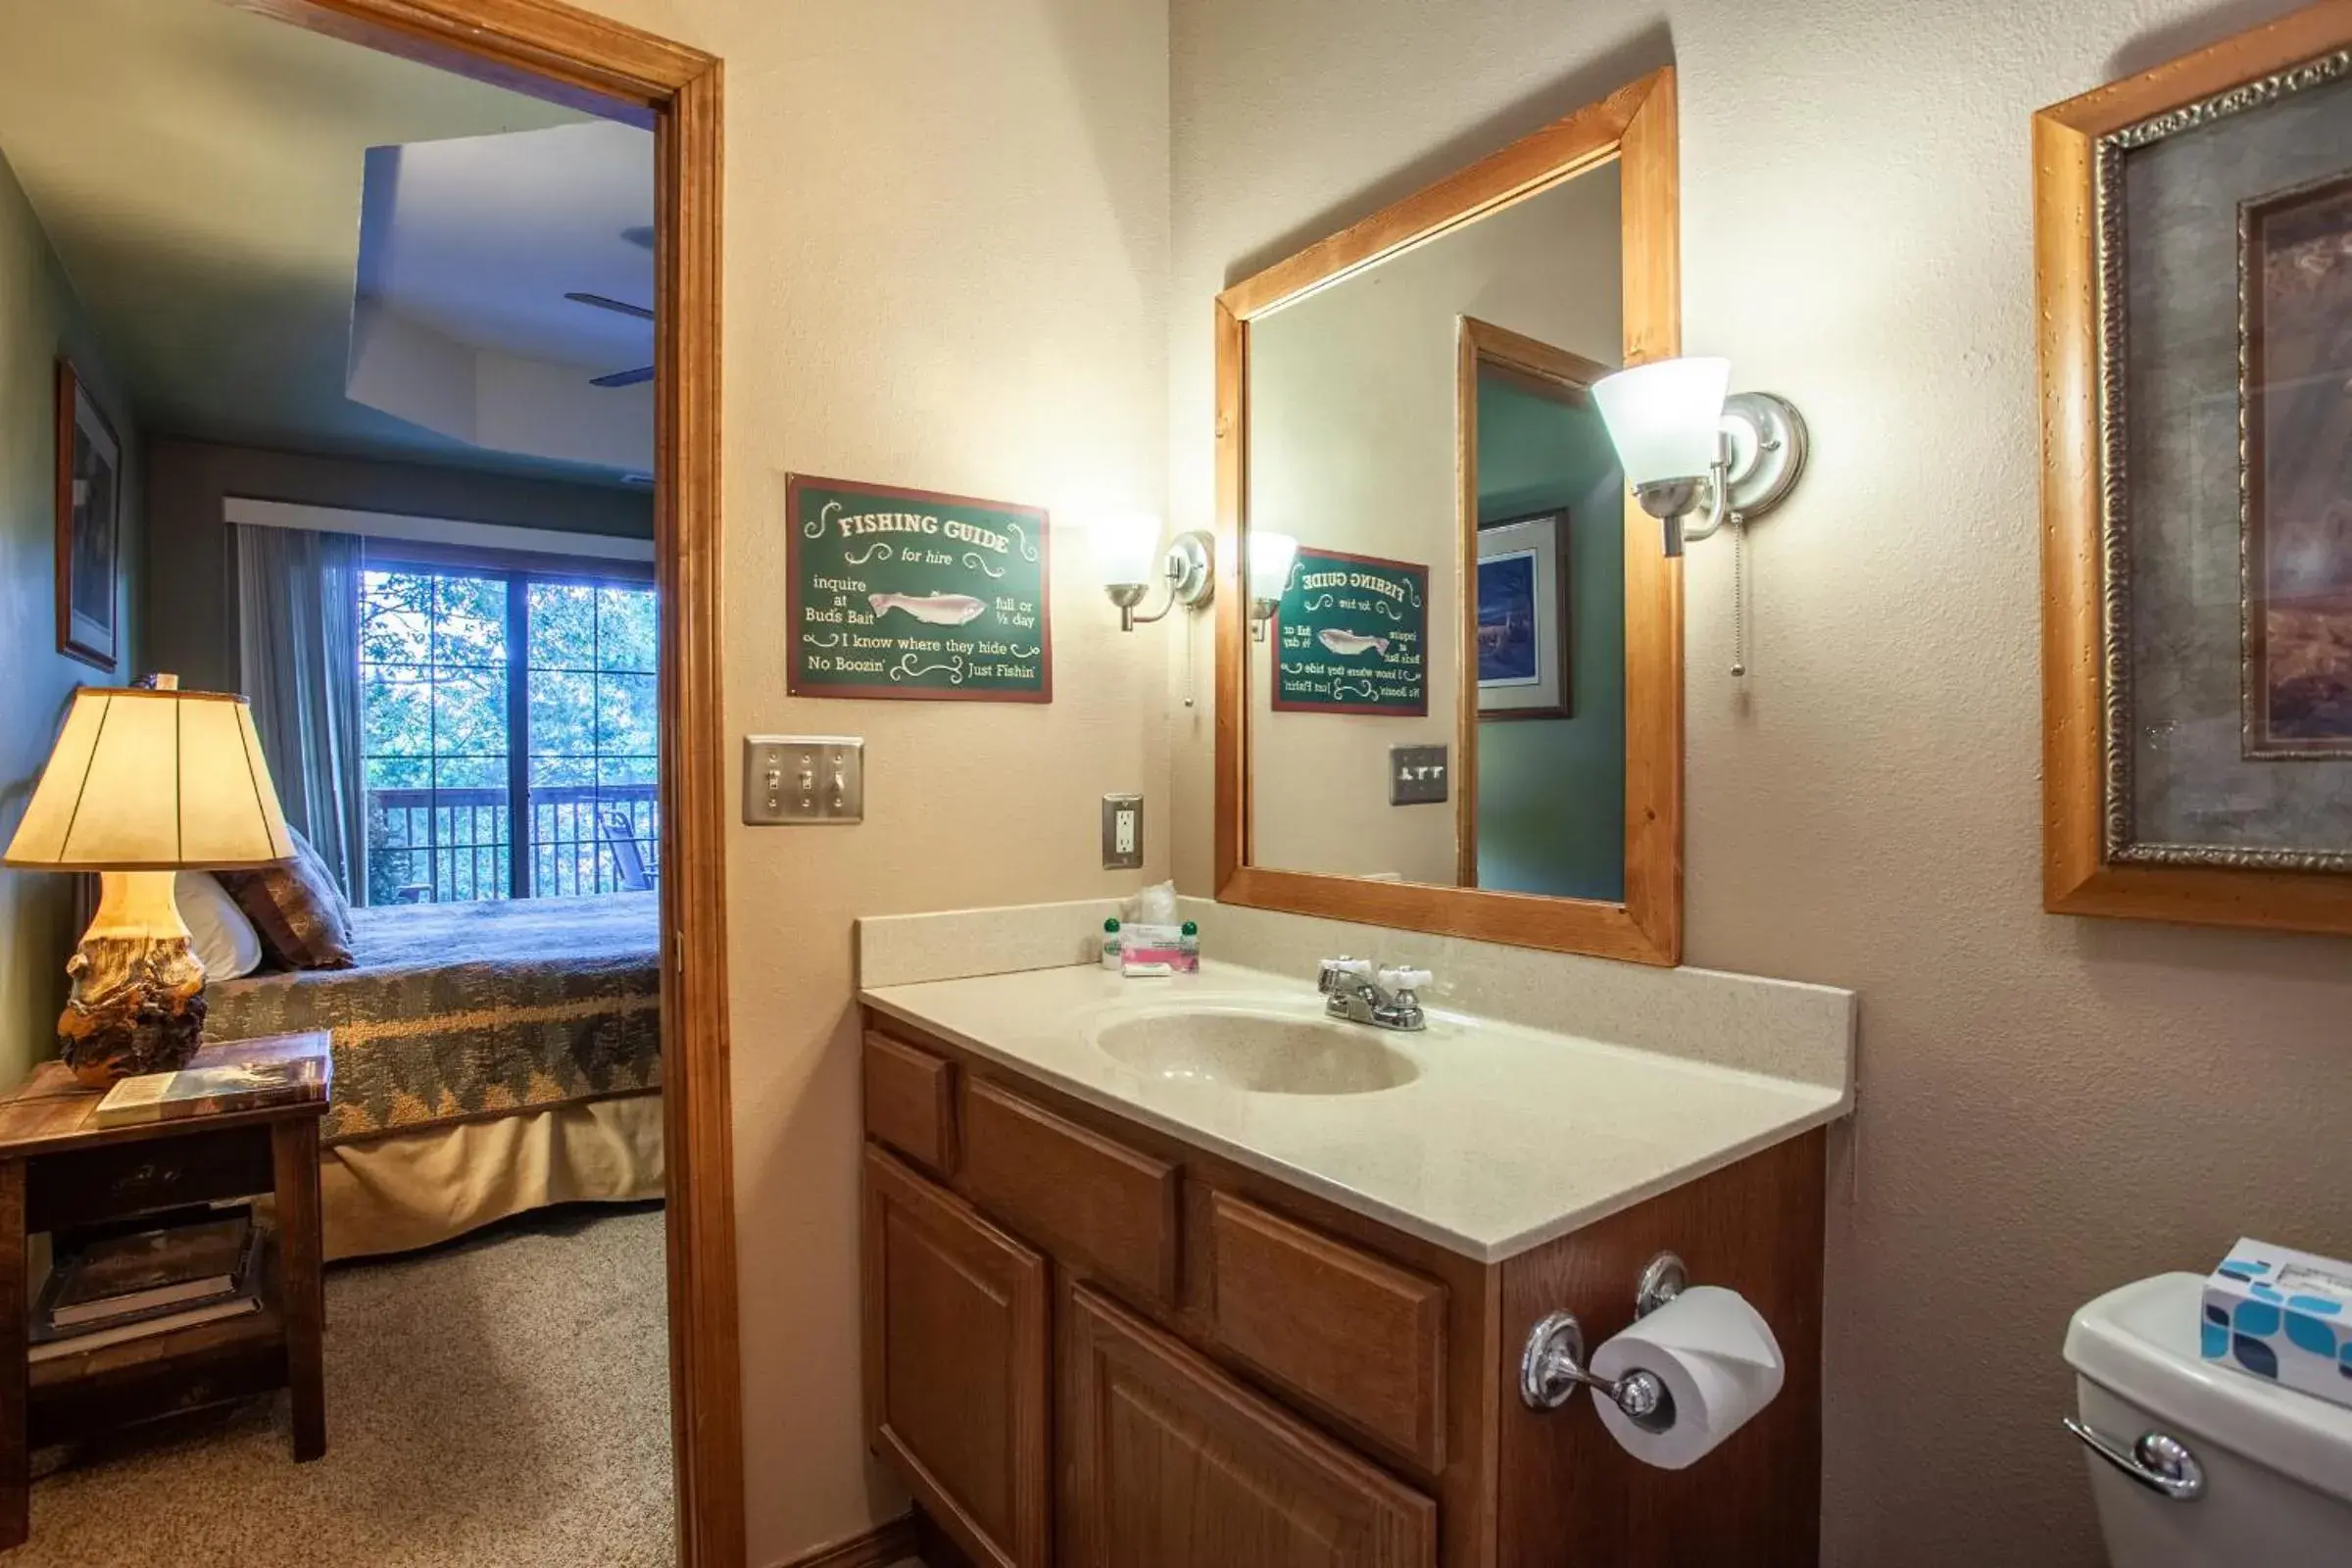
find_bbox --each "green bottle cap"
[1104,917,1120,932]
[1181,920,1198,936]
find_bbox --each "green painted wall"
[1473,370,1625,900]
[0,146,144,1089]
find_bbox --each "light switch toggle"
[745,736,864,824]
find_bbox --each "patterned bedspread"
[204,893,661,1146]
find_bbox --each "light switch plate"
[1102,794,1143,869]
[1389,745,1448,806]
[744,736,864,824]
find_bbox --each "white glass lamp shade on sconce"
[1093,514,1216,632]
[1247,530,1298,642]
[1591,357,1729,489]
[1590,357,1807,560]
[1090,513,1164,590]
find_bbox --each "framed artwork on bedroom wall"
[53,359,121,672]
[2037,0,2352,936]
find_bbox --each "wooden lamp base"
[58,871,208,1087]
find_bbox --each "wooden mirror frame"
[1213,66,1684,965]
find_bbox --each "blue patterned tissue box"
[2202,1239,2352,1409]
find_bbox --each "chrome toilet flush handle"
[2063,1418,2205,1501]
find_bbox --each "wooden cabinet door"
[863,1145,1050,1568]
[1063,1284,1436,1568]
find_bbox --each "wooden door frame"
[1452,316,1613,888]
[1214,66,1684,965]
[236,1,742,1562]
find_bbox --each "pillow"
[214,827,357,970]
[175,871,263,981]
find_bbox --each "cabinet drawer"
[1205,1192,1447,1471]
[962,1079,1179,1302]
[863,1032,956,1173]
[27,1126,274,1232]
[1064,1284,1436,1568]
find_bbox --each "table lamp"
[3,676,293,1085]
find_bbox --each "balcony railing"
[366,782,660,905]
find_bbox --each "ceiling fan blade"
[591,366,655,388]
[565,290,655,321]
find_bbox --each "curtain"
[235,524,367,903]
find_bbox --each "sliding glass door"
[359,554,657,904]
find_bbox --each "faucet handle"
[1378,966,1431,994]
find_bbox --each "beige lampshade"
[3,684,296,871]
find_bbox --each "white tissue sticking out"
[1128,880,1180,926]
[1588,1285,1785,1469]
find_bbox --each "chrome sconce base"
[1108,529,1216,631]
[1632,391,1808,559]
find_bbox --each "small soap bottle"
[1100,918,1122,971]
[1178,919,1199,973]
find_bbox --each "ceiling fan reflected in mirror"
[565,289,653,388]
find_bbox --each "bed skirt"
[322,1093,664,1261]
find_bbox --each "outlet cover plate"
[744,735,864,824]
[1390,745,1448,806]
[1102,794,1143,869]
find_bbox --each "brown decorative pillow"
[214,828,356,971]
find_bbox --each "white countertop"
[859,959,1850,1263]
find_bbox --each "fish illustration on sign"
[1317,627,1390,658]
[868,592,988,626]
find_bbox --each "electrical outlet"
[1102,794,1143,869]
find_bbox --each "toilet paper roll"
[1588,1284,1785,1469]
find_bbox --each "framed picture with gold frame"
[2037,1,2352,936]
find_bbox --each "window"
[360,556,657,904]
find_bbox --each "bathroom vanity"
[856,959,1846,1568]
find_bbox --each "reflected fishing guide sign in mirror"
[786,474,1053,702]
[1271,545,1428,715]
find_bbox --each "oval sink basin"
[1093,1009,1420,1096]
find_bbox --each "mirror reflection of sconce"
[1094,515,1215,632]
[1247,531,1298,643]
[1591,357,1807,560]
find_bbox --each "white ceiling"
[0,0,653,485]
[360,121,655,376]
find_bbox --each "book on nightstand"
[29,1209,264,1359]
[92,1037,329,1128]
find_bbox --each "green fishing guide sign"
[1271,546,1429,715]
[786,474,1053,703]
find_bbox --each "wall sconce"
[1093,514,1215,632]
[1590,357,1807,559]
[1247,531,1298,642]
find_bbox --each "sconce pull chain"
[1730,514,1748,679]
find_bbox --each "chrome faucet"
[1317,956,1430,1032]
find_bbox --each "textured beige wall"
[567,3,1171,1562]
[1248,170,1620,885]
[1169,0,2352,1563]
[0,148,143,1094]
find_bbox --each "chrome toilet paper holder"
[1518,1250,1688,1427]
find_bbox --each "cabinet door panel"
[1064,1284,1435,1568]
[863,1146,1050,1568]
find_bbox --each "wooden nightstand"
[0,1031,332,1549]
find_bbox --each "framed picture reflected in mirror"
[1475,510,1571,719]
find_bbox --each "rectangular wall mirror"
[1213,67,1685,963]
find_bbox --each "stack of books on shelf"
[29,1208,264,1363]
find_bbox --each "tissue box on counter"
[2202,1238,2352,1407]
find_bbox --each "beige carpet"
[6,1203,673,1566]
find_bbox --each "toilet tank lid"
[2066,1271,2352,1506]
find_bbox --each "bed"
[202,892,663,1260]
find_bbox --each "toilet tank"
[2066,1272,2352,1564]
